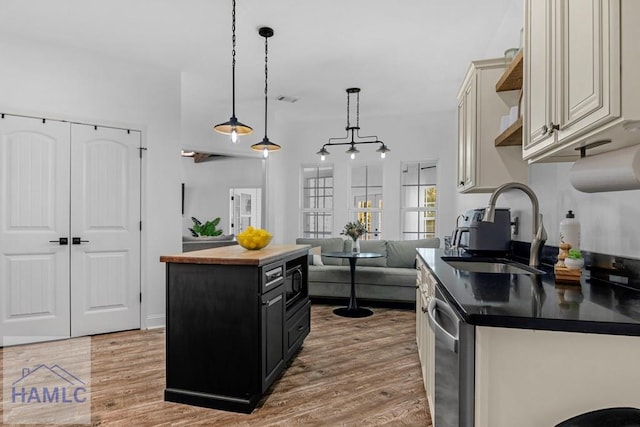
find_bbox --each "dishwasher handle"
[428,298,459,353]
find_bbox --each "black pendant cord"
[263,32,268,139]
[231,0,237,117]
[356,91,360,128]
[346,90,351,129]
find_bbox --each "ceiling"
[0,0,522,124]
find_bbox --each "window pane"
[402,163,419,186]
[302,212,333,238]
[402,186,418,208]
[400,161,437,240]
[353,211,383,240]
[301,165,333,237]
[350,164,384,210]
[367,164,383,187]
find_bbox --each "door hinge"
[139,147,147,158]
[139,292,142,303]
[231,195,234,201]
[139,221,142,231]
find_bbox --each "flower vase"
[352,238,360,254]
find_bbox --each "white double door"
[0,115,141,345]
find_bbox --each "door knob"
[49,237,68,245]
[72,237,90,245]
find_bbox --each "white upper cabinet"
[524,0,640,162]
[456,58,528,193]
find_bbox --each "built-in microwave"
[285,263,306,309]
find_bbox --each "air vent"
[275,95,299,103]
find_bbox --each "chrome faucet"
[482,182,547,267]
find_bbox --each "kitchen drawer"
[286,301,311,358]
[261,260,284,294]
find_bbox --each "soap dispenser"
[559,210,581,251]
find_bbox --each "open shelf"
[495,50,523,92]
[495,116,523,146]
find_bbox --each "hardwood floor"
[1,304,431,426]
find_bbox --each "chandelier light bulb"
[231,128,238,143]
[321,154,326,161]
[263,147,269,158]
[380,151,386,159]
[350,152,356,160]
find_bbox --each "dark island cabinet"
[160,244,310,413]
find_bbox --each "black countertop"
[417,248,640,336]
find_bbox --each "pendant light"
[251,26,281,158]
[214,0,253,143]
[317,88,389,160]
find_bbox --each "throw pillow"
[310,246,324,266]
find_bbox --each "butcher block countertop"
[160,244,310,266]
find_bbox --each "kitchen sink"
[441,257,544,275]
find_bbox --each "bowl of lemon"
[236,226,273,250]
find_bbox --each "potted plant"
[189,216,223,238]
[341,220,366,253]
[564,249,584,270]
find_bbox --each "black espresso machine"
[453,208,511,255]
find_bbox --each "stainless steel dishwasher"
[428,286,475,427]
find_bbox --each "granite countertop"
[417,248,640,336]
[160,244,309,266]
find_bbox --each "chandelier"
[316,88,390,161]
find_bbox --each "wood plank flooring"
[1,304,432,426]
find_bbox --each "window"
[350,164,383,240]
[401,161,437,240]
[301,165,333,238]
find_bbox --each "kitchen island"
[416,248,640,427]
[160,244,310,413]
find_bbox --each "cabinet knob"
[421,306,428,313]
[548,122,560,134]
[541,124,549,135]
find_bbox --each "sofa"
[295,237,440,303]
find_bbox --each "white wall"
[273,110,458,244]
[0,36,182,328]
[181,156,264,236]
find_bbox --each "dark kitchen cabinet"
[261,285,285,392]
[160,244,309,413]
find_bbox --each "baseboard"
[145,313,166,329]
[310,296,415,310]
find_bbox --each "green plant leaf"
[190,216,223,236]
[568,249,582,259]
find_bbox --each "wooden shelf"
[495,116,523,146]
[495,50,523,92]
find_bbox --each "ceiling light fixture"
[317,88,389,161]
[213,0,253,143]
[251,26,281,158]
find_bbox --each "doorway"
[229,187,262,234]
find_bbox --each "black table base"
[333,307,373,318]
[320,252,383,319]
